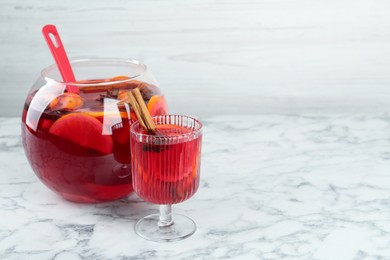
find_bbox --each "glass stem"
[158,204,174,227]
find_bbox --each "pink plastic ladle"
[42,24,79,94]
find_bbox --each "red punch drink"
[22,59,168,203]
[130,115,203,242]
[130,116,202,205]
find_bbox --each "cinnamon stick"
[125,88,157,134]
[132,88,157,133]
[80,80,143,93]
[126,92,147,130]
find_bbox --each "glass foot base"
[135,213,196,242]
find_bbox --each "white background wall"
[1,0,390,117]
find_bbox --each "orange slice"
[80,110,133,146]
[109,76,130,81]
[117,91,130,102]
[147,95,168,116]
[81,111,128,119]
[49,93,84,111]
[49,113,113,155]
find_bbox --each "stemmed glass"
[130,115,203,242]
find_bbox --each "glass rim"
[130,115,203,142]
[40,57,147,86]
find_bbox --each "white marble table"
[1,114,390,259]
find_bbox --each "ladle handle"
[42,24,79,94]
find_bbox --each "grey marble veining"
[1,114,390,259]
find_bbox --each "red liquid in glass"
[22,79,168,203]
[131,125,202,205]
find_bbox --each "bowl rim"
[40,57,147,86]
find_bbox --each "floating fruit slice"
[109,75,130,81]
[49,113,113,155]
[49,93,84,111]
[117,91,129,102]
[81,111,129,120]
[147,95,168,116]
[107,76,131,89]
[81,110,133,148]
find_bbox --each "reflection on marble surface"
[1,114,390,259]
